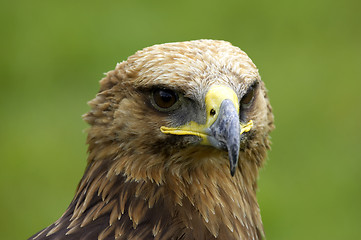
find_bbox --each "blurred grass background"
[1,0,360,239]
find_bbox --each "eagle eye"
[240,86,256,109]
[152,88,179,111]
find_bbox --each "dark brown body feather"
[29,40,274,240]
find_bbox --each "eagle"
[29,40,274,240]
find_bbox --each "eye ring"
[151,88,180,112]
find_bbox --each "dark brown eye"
[152,88,179,110]
[240,88,255,109]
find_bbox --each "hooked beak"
[160,85,253,176]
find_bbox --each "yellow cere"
[160,85,252,144]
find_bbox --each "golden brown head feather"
[29,40,274,240]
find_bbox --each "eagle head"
[84,40,273,181]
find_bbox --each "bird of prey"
[29,40,274,240]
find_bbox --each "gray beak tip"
[230,166,236,176]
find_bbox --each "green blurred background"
[1,0,360,239]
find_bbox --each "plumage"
[29,39,274,240]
